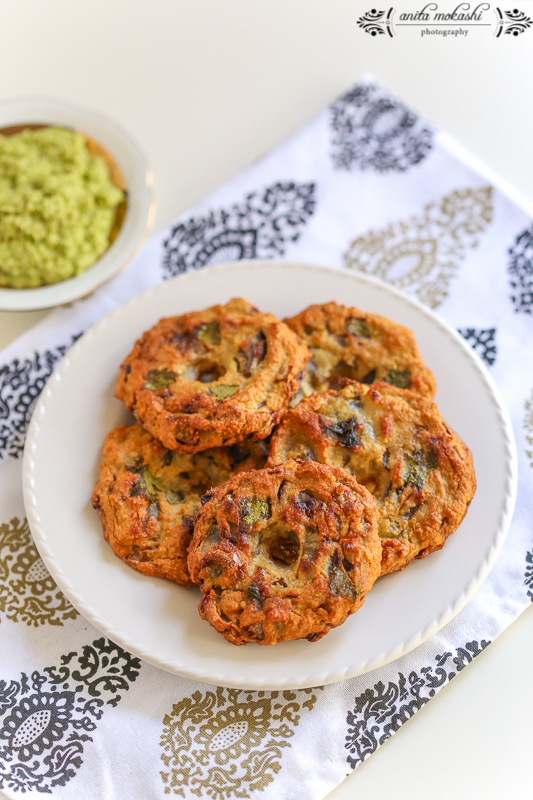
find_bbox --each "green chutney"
[0,126,124,288]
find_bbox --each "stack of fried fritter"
[92,297,475,646]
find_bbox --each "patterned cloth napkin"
[1,76,532,800]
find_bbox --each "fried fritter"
[188,459,381,645]
[285,302,435,401]
[115,298,310,453]
[268,382,475,575]
[91,423,269,586]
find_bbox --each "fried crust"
[268,382,476,575]
[285,302,436,400]
[91,423,269,586]
[115,298,310,453]
[188,459,381,645]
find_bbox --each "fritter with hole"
[188,459,380,645]
[91,423,269,586]
[116,298,310,453]
[268,383,475,575]
[285,302,435,401]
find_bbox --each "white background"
[0,1,532,798]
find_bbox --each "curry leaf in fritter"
[128,464,183,506]
[128,465,158,503]
[328,550,361,600]
[346,317,371,338]
[404,449,438,489]
[210,384,239,400]
[240,497,271,525]
[195,321,221,346]
[385,368,411,389]
[143,369,177,391]
[324,415,362,448]
[236,331,267,377]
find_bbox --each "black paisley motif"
[525,551,533,601]
[0,638,141,793]
[458,327,497,366]
[162,181,316,278]
[330,82,433,172]
[345,640,490,769]
[0,335,82,460]
[508,224,533,314]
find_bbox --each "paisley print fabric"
[344,187,493,308]
[458,327,497,366]
[508,224,533,314]
[0,639,140,793]
[162,182,316,278]
[0,336,81,460]
[0,518,77,627]
[0,76,530,799]
[160,687,320,798]
[330,82,433,172]
[345,641,490,769]
[525,551,533,601]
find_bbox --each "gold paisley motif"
[524,391,533,469]
[0,517,77,626]
[160,686,320,798]
[344,187,493,308]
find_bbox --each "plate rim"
[22,259,518,689]
[0,97,155,311]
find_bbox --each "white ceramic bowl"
[0,98,155,310]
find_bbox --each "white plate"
[22,261,517,689]
[0,98,155,310]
